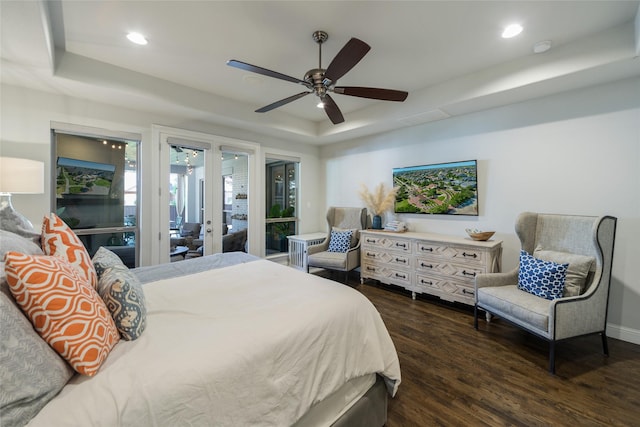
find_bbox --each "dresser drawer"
[415,258,484,283]
[414,274,476,304]
[361,262,412,287]
[415,241,486,266]
[363,249,411,268]
[362,235,412,253]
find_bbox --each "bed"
[1,227,400,427]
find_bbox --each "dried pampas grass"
[359,183,398,215]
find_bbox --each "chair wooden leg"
[549,341,556,374]
[602,332,610,356]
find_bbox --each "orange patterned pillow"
[41,213,98,289]
[4,252,120,376]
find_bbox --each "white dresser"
[360,230,502,306]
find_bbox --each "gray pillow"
[534,246,595,297]
[0,230,44,286]
[0,229,43,256]
[0,214,40,245]
[0,287,74,426]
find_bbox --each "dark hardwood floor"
[347,276,640,426]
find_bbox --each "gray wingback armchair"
[474,212,617,374]
[307,207,368,283]
[170,222,201,247]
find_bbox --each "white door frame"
[151,125,261,264]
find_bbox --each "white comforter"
[29,260,401,426]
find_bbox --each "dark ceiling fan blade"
[333,86,408,102]
[255,91,311,113]
[227,60,309,86]
[324,38,371,83]
[322,94,344,124]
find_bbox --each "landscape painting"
[393,160,478,216]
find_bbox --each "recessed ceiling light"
[126,32,148,45]
[502,24,523,39]
[533,40,552,54]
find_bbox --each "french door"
[155,126,260,263]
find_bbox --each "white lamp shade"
[0,157,45,194]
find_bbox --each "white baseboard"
[607,324,640,345]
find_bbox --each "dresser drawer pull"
[366,238,376,243]
[420,279,433,285]
[366,266,377,272]
[395,242,407,248]
[462,289,475,295]
[395,258,407,263]
[462,252,478,258]
[421,247,433,252]
[462,270,476,277]
[366,252,376,257]
[420,262,433,269]
[395,273,407,279]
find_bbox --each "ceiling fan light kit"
[227,30,408,124]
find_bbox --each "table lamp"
[0,156,45,233]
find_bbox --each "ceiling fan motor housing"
[304,68,329,98]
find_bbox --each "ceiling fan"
[227,30,408,125]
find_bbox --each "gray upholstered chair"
[170,222,201,247]
[307,207,368,283]
[474,212,617,374]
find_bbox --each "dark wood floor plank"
[349,279,640,426]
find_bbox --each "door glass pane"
[169,145,204,260]
[221,151,248,253]
[222,174,233,233]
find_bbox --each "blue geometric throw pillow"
[328,229,353,253]
[517,250,568,300]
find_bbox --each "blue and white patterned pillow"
[92,246,125,278]
[97,264,147,340]
[517,250,568,300]
[328,229,353,253]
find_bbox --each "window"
[52,126,140,266]
[265,159,298,255]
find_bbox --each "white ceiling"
[2,1,639,145]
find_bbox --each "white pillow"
[533,246,595,296]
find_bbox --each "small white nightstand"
[287,232,326,271]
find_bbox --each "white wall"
[2,78,638,344]
[0,84,324,263]
[321,76,640,344]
